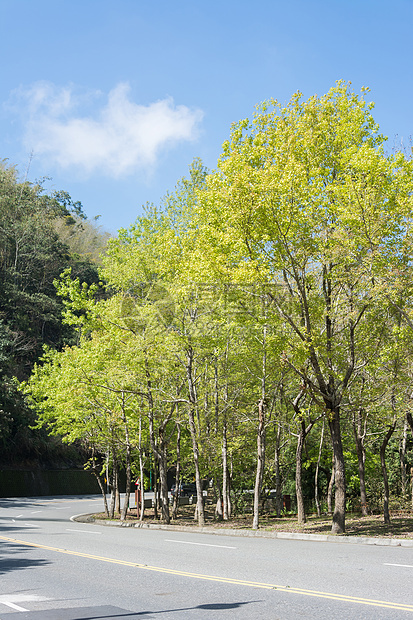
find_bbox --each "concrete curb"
[72,514,413,547]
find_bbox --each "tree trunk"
[188,404,205,526]
[146,359,171,524]
[295,413,318,523]
[115,475,121,515]
[214,479,223,521]
[172,423,181,520]
[88,450,109,517]
[296,420,306,524]
[352,409,368,516]
[149,436,169,523]
[222,414,230,520]
[408,415,413,509]
[105,452,110,496]
[253,325,267,531]
[157,422,171,524]
[314,420,324,517]
[121,442,132,521]
[138,414,145,523]
[109,452,118,519]
[121,394,132,522]
[158,452,170,524]
[94,471,109,516]
[327,457,335,516]
[407,411,413,437]
[400,418,408,496]
[328,408,346,534]
[186,347,205,526]
[407,413,413,511]
[274,423,282,517]
[410,467,413,510]
[153,459,158,520]
[222,359,232,520]
[252,399,265,530]
[380,420,396,525]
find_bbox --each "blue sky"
[1,0,412,233]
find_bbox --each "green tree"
[0,162,106,464]
[193,82,413,533]
[0,163,104,377]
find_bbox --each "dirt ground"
[91,503,413,539]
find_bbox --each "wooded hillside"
[0,162,108,465]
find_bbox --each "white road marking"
[0,594,49,612]
[1,600,29,611]
[70,513,92,522]
[15,514,23,518]
[165,539,236,549]
[0,595,50,601]
[30,510,42,514]
[24,523,40,528]
[384,563,413,568]
[66,528,102,535]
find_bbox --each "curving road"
[1,495,413,619]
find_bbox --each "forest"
[0,161,109,468]
[4,83,413,535]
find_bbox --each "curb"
[72,514,413,547]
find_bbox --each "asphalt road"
[1,495,413,619]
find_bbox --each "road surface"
[1,495,413,618]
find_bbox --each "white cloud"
[14,82,204,177]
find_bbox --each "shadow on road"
[0,601,260,620]
[105,600,261,617]
[0,541,51,575]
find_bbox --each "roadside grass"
[91,504,413,538]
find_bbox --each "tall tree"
[193,82,413,533]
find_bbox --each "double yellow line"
[1,534,412,613]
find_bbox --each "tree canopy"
[0,162,108,465]
[23,84,413,533]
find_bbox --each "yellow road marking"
[1,534,413,612]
